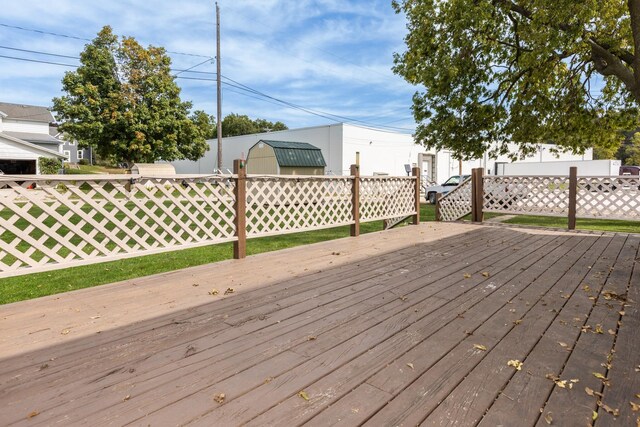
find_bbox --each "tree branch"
[588,38,637,97]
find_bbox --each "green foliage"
[38,157,61,174]
[191,110,216,139]
[392,0,640,160]
[53,26,209,167]
[222,113,288,137]
[620,132,640,164]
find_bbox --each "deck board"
[0,223,638,427]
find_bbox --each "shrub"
[79,158,89,166]
[38,157,61,174]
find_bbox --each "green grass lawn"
[501,214,640,233]
[0,204,435,304]
[64,164,127,174]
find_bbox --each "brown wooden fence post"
[435,193,442,221]
[233,159,247,259]
[568,166,577,230]
[471,168,484,223]
[351,164,360,237]
[412,166,421,225]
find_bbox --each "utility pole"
[216,2,222,171]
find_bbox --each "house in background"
[49,124,93,165]
[172,123,592,183]
[246,140,326,175]
[0,102,65,174]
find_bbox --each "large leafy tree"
[392,0,640,160]
[53,26,208,167]
[222,113,288,137]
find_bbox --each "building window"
[77,150,83,160]
[63,150,71,162]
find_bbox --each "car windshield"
[443,176,461,185]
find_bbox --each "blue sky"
[0,0,417,133]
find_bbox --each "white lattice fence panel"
[359,177,416,223]
[245,176,353,236]
[0,175,236,276]
[483,176,569,216]
[577,176,640,220]
[438,178,472,221]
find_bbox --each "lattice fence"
[245,176,353,237]
[576,176,640,220]
[360,177,416,223]
[438,177,473,221]
[483,176,570,217]
[0,175,236,276]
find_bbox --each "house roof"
[0,102,54,123]
[257,140,326,168]
[0,132,66,158]
[4,131,62,144]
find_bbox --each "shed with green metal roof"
[246,140,326,175]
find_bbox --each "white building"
[172,123,592,183]
[0,102,65,174]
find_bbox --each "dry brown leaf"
[61,329,70,335]
[123,395,131,402]
[307,335,317,341]
[264,376,273,384]
[27,411,39,419]
[406,362,414,370]
[463,273,471,279]
[602,404,619,416]
[473,344,487,351]
[543,412,553,424]
[208,289,219,295]
[583,284,590,292]
[507,360,523,371]
[224,288,234,295]
[482,272,490,278]
[608,329,616,335]
[581,325,592,333]
[513,319,522,325]
[298,391,310,401]
[585,387,595,396]
[213,393,225,404]
[558,342,568,348]
[594,324,604,334]
[630,401,640,412]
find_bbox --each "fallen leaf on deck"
[482,272,490,278]
[593,372,607,380]
[630,401,640,412]
[558,342,568,348]
[543,412,553,424]
[594,324,604,334]
[192,283,199,287]
[224,288,234,295]
[208,289,219,295]
[601,404,619,416]
[264,377,273,383]
[27,411,39,419]
[582,285,590,292]
[608,329,616,335]
[307,336,317,341]
[592,411,598,421]
[474,344,487,351]
[213,393,225,404]
[513,319,522,325]
[509,308,516,313]
[406,362,414,370]
[585,387,595,396]
[463,273,471,279]
[581,325,592,333]
[507,360,523,371]
[61,329,70,335]
[39,364,48,371]
[123,395,131,401]
[298,391,310,401]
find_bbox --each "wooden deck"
[0,223,638,426]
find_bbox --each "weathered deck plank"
[0,223,637,427]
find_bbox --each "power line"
[0,22,212,59]
[0,45,216,75]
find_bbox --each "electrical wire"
[0,22,212,59]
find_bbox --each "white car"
[424,175,470,204]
